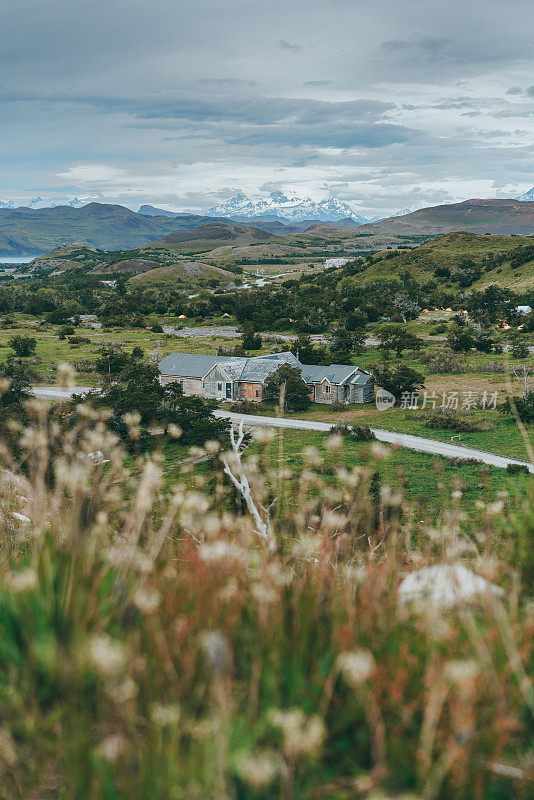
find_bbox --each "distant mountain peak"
[517,187,534,202]
[0,196,86,210]
[208,190,367,222]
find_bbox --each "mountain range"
[0,197,85,210]
[207,190,367,222]
[3,195,534,257]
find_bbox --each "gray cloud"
[277,39,302,52]
[2,0,534,213]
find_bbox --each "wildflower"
[268,708,325,759]
[444,659,479,686]
[291,534,323,560]
[303,446,322,466]
[7,568,38,592]
[371,442,390,460]
[0,728,16,766]
[252,427,276,444]
[151,703,181,727]
[326,433,343,451]
[381,485,403,506]
[168,424,183,439]
[133,588,161,614]
[89,634,126,678]
[200,630,231,673]
[57,362,76,389]
[95,734,126,762]
[198,540,248,566]
[234,749,281,788]
[252,582,278,604]
[336,649,375,687]
[107,677,137,704]
[204,439,221,454]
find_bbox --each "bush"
[58,325,75,339]
[230,400,266,414]
[416,409,493,432]
[506,463,530,475]
[329,423,376,441]
[8,335,37,357]
[330,401,349,411]
[68,336,91,345]
[426,349,467,374]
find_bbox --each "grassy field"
[159,427,530,514]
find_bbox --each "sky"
[2,0,534,217]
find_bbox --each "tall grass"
[0,404,532,799]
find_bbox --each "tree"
[96,362,164,424]
[95,346,131,377]
[447,324,475,352]
[373,364,425,399]
[290,334,329,365]
[58,326,75,340]
[8,336,37,358]
[329,325,364,363]
[0,361,33,411]
[264,364,311,412]
[377,325,423,358]
[241,321,262,350]
[499,392,534,424]
[164,392,228,446]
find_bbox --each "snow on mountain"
[208,190,367,222]
[0,197,86,210]
[517,188,534,202]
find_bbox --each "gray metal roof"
[300,364,358,385]
[158,353,239,379]
[159,351,372,387]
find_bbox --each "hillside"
[359,198,534,236]
[350,231,534,291]
[128,260,238,285]
[147,223,276,253]
[0,203,284,256]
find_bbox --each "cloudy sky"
[2,0,534,216]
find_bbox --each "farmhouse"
[158,351,374,405]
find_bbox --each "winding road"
[31,387,533,473]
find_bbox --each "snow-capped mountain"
[208,191,367,222]
[517,188,534,202]
[0,197,86,210]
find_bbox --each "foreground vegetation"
[0,398,532,799]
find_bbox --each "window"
[217,382,223,391]
[324,384,331,394]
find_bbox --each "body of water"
[0,256,39,264]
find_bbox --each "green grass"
[247,427,530,511]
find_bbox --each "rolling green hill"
[128,260,238,285]
[348,231,534,290]
[358,198,534,237]
[0,204,284,256]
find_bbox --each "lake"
[0,256,39,264]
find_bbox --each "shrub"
[329,423,376,441]
[230,400,266,413]
[506,463,530,475]
[416,409,493,432]
[330,401,349,411]
[426,349,467,374]
[8,335,37,357]
[68,335,91,345]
